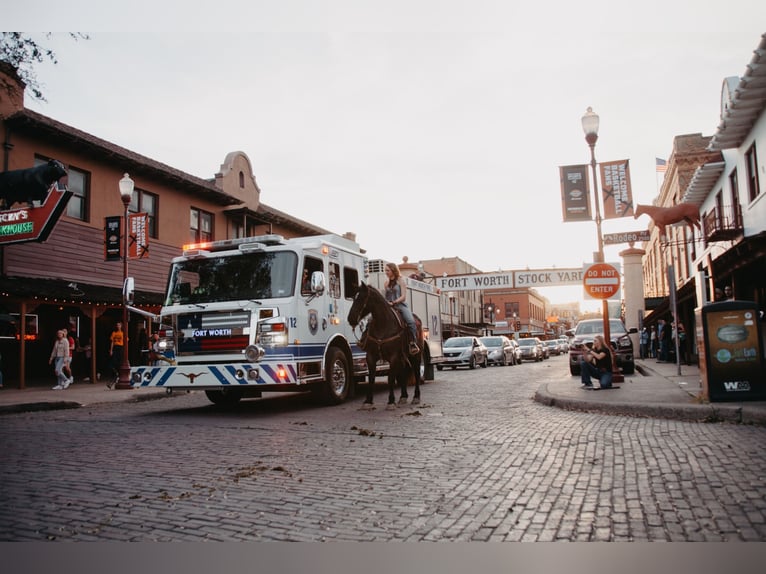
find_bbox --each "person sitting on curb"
[580,334,613,390]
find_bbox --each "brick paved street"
[2,355,766,542]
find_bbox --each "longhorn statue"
[634,202,701,238]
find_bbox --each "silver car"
[479,335,517,366]
[517,337,543,362]
[438,336,489,370]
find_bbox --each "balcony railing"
[703,204,743,244]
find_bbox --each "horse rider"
[383,262,420,355]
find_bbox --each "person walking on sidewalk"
[580,335,613,390]
[49,329,71,390]
[640,327,649,359]
[649,325,657,358]
[108,322,125,387]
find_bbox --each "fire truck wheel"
[322,347,350,404]
[205,388,244,407]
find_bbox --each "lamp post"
[581,107,620,381]
[115,173,134,390]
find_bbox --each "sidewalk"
[0,376,172,414]
[3,360,766,424]
[535,358,766,425]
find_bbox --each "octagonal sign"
[583,262,621,300]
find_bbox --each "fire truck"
[129,234,443,406]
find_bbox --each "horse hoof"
[411,397,420,405]
[386,403,397,411]
[360,402,375,411]
[398,397,408,405]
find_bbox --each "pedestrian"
[61,327,75,386]
[108,322,125,387]
[640,327,649,359]
[49,329,71,390]
[659,318,672,362]
[714,287,725,302]
[676,321,689,365]
[580,334,613,390]
[649,325,657,358]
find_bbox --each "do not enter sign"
[583,262,621,300]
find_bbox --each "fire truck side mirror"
[310,271,325,295]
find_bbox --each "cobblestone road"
[2,355,766,542]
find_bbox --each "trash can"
[697,301,765,402]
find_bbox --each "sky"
[5,2,766,309]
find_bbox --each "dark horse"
[347,282,424,410]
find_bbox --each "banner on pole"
[559,164,592,222]
[600,159,634,218]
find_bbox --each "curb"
[0,390,174,416]
[533,385,766,426]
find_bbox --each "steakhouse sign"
[436,268,584,292]
[0,186,72,246]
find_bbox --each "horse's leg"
[386,355,399,409]
[411,354,421,405]
[398,363,409,404]
[361,354,377,409]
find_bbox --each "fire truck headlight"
[245,344,265,362]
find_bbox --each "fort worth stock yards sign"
[437,264,622,301]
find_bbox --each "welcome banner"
[600,159,634,219]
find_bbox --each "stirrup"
[408,342,419,355]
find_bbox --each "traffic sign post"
[583,262,621,300]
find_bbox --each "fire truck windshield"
[165,251,298,305]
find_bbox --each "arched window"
[239,171,245,188]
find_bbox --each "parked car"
[558,337,570,353]
[543,340,561,356]
[509,338,522,364]
[568,318,636,376]
[438,336,488,370]
[479,335,517,366]
[517,337,543,362]
[539,340,550,359]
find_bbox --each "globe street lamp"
[581,108,619,381]
[115,173,134,390]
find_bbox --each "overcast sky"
[6,2,766,307]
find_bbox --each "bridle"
[350,285,404,350]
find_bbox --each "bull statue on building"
[0,159,67,210]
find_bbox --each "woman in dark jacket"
[580,335,613,390]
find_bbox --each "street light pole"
[115,173,134,390]
[581,108,620,382]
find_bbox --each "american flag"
[656,157,667,172]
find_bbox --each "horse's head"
[347,282,370,328]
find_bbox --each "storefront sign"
[0,186,72,246]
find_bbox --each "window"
[190,208,213,244]
[34,157,88,221]
[301,256,324,295]
[745,143,760,202]
[343,266,360,299]
[130,188,158,238]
